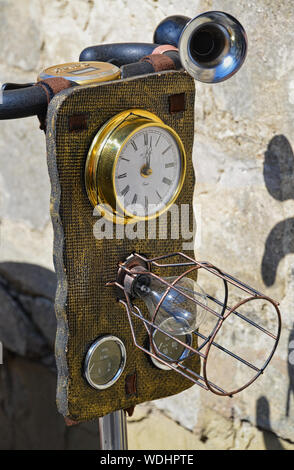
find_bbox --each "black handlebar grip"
[153,15,190,47]
[0,86,48,120]
[79,43,159,66]
[121,51,182,78]
[1,82,35,91]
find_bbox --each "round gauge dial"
[85,109,186,224]
[151,330,192,371]
[38,61,120,85]
[84,335,126,390]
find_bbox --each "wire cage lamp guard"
[107,252,282,397]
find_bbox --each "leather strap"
[124,372,137,417]
[125,372,137,397]
[140,54,176,72]
[34,77,75,131]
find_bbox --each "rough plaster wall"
[0,0,294,449]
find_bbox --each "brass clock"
[85,109,186,224]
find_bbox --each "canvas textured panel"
[46,70,199,421]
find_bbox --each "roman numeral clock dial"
[85,109,186,223]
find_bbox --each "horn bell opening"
[179,11,247,83]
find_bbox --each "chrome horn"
[154,11,248,83]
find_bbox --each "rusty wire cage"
[107,252,282,397]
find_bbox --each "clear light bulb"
[133,274,207,336]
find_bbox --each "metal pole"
[98,410,128,450]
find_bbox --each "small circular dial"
[151,330,192,371]
[85,109,186,224]
[84,335,126,389]
[38,61,120,85]
[115,126,182,218]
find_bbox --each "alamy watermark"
[92,202,202,251]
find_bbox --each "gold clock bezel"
[85,109,187,224]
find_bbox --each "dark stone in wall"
[0,262,99,450]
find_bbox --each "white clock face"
[114,126,183,218]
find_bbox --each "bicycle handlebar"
[0,42,178,120]
[0,85,48,120]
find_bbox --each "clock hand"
[144,145,149,168]
[140,136,153,177]
[146,148,151,169]
[147,137,152,169]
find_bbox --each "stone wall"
[0,0,294,450]
[0,263,98,449]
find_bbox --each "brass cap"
[38,61,121,85]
